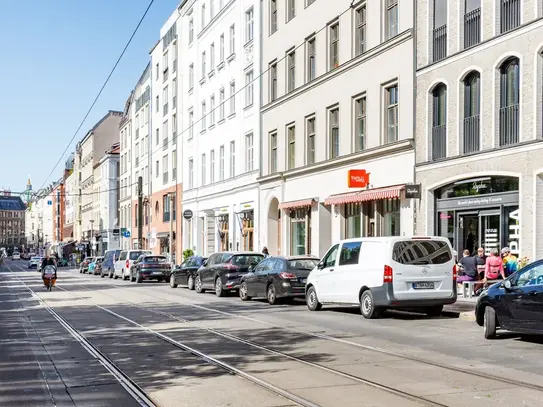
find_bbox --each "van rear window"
[392,240,452,265]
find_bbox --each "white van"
[305,236,457,318]
[114,250,152,280]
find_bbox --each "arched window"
[431,83,447,160]
[463,71,480,153]
[499,57,520,146]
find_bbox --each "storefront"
[434,176,520,256]
[236,202,255,251]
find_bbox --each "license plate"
[153,271,163,275]
[413,282,434,289]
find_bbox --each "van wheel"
[360,290,381,319]
[425,305,443,317]
[484,306,497,339]
[306,286,322,311]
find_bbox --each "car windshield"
[230,255,264,266]
[288,259,318,270]
[130,251,150,260]
[392,240,452,265]
[144,256,168,263]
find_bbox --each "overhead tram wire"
[36,0,156,194]
[12,181,139,200]
[137,2,356,164]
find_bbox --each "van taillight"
[383,265,393,283]
[126,260,130,269]
[453,265,457,281]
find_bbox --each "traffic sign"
[47,200,52,205]
[123,230,131,238]
[183,209,193,220]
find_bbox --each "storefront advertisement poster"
[508,209,520,256]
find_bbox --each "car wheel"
[187,275,195,290]
[425,305,443,317]
[215,278,225,297]
[267,284,277,305]
[195,275,205,293]
[360,290,381,319]
[136,271,143,284]
[239,282,251,301]
[484,306,497,339]
[306,286,322,311]
[170,274,178,288]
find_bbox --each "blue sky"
[0,0,179,194]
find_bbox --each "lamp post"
[89,219,95,256]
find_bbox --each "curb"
[442,310,476,322]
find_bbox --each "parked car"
[79,257,95,274]
[101,249,122,278]
[195,251,265,297]
[169,256,207,289]
[240,256,319,304]
[114,250,152,280]
[27,256,41,269]
[12,252,20,260]
[130,255,171,283]
[90,257,103,275]
[476,259,543,339]
[305,237,457,319]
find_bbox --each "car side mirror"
[202,260,208,267]
[317,261,324,270]
[248,265,254,272]
[503,279,513,290]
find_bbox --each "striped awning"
[278,198,316,210]
[324,185,405,206]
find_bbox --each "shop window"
[219,214,229,251]
[437,211,454,247]
[383,198,400,236]
[290,208,310,255]
[241,210,254,251]
[436,176,518,199]
[344,203,362,239]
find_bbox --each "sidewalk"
[0,274,139,407]
[444,296,477,321]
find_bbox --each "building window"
[163,86,169,116]
[163,155,168,184]
[156,128,160,146]
[290,208,310,255]
[220,34,225,62]
[201,153,206,186]
[385,84,398,143]
[355,5,366,56]
[245,7,254,43]
[270,131,278,173]
[201,4,206,28]
[172,150,177,180]
[355,96,366,151]
[172,78,177,109]
[431,84,447,160]
[463,71,480,153]
[433,0,447,62]
[500,0,520,33]
[162,196,170,222]
[210,43,215,69]
[229,24,235,55]
[385,0,399,39]
[383,198,400,236]
[189,18,194,43]
[188,109,194,139]
[270,62,278,101]
[287,50,295,92]
[219,88,225,120]
[345,203,362,239]
[172,113,177,143]
[499,57,520,146]
[307,38,316,82]
[287,125,295,169]
[245,133,254,172]
[156,95,159,112]
[189,63,194,90]
[270,0,278,34]
[210,95,215,126]
[329,107,339,158]
[306,117,316,165]
[162,120,169,150]
[210,0,215,18]
[245,70,254,107]
[229,82,236,114]
[464,0,481,48]
[210,150,215,183]
[201,51,206,77]
[229,141,236,178]
[219,145,225,180]
[188,158,194,188]
[287,0,295,21]
[201,101,207,130]
[155,160,159,179]
[329,22,339,70]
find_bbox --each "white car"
[28,256,41,269]
[114,250,152,280]
[305,236,457,319]
[12,252,20,260]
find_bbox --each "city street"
[2,258,543,407]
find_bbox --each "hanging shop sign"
[405,184,421,199]
[347,169,370,188]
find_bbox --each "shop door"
[456,212,479,255]
[479,210,500,256]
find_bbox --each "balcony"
[499,104,519,146]
[432,25,447,62]
[463,115,480,154]
[464,8,481,49]
[431,124,447,160]
[500,0,520,33]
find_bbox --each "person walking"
[262,247,270,258]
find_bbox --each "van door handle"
[329,268,335,272]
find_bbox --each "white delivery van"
[305,236,457,318]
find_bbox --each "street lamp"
[89,219,95,256]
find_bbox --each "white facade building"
[179,0,262,256]
[258,0,416,257]
[64,170,76,240]
[119,96,133,250]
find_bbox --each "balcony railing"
[464,8,481,49]
[432,25,447,62]
[172,168,177,180]
[172,131,177,145]
[135,157,139,166]
[500,0,520,33]
[431,124,447,160]
[463,115,480,154]
[499,104,519,146]
[163,138,168,150]
[135,128,139,139]
[172,96,177,109]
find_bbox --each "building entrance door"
[457,212,479,255]
[479,210,500,256]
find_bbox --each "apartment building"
[119,93,133,250]
[51,181,64,244]
[415,0,543,260]
[149,12,183,260]
[0,195,26,249]
[63,154,75,241]
[179,0,261,256]
[258,0,415,257]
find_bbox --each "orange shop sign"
[347,169,370,188]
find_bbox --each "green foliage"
[183,248,194,261]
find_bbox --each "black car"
[130,255,172,283]
[240,256,319,305]
[101,249,122,278]
[476,259,543,339]
[170,256,207,289]
[195,252,265,297]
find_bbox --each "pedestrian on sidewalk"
[262,247,270,258]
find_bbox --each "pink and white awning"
[278,198,316,210]
[324,185,405,206]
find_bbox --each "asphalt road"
[2,258,543,407]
